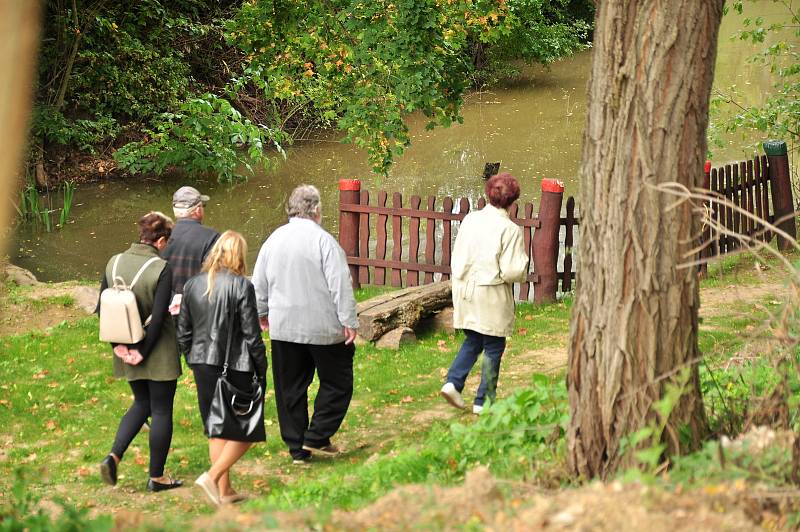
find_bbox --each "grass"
[0,252,795,528]
[0,285,572,527]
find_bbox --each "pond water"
[11,4,797,282]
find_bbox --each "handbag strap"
[221,303,235,376]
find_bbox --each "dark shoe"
[100,455,117,486]
[302,442,341,457]
[147,477,183,492]
[291,449,312,465]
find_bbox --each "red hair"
[485,173,520,209]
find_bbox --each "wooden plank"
[745,159,755,236]
[753,155,765,233]
[710,168,720,257]
[358,190,370,286]
[391,192,403,287]
[732,162,741,247]
[442,197,454,281]
[349,256,451,274]
[508,203,518,219]
[408,195,421,287]
[562,197,575,292]
[375,191,388,285]
[724,164,734,253]
[340,204,542,227]
[459,197,471,217]
[356,281,452,341]
[519,202,534,301]
[477,197,486,209]
[424,196,436,285]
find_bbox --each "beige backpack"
[99,255,160,344]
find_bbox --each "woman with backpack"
[178,231,267,506]
[97,211,183,492]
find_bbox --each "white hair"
[286,185,321,219]
[173,203,201,219]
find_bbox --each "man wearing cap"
[162,186,220,313]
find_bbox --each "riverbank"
[1,251,797,529]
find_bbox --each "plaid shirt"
[161,218,219,294]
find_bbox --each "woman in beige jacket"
[440,173,529,414]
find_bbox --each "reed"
[58,181,75,227]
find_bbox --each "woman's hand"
[125,349,144,366]
[113,344,130,360]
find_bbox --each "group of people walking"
[97,184,357,506]
[96,173,530,506]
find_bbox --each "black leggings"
[110,379,177,478]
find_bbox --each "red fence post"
[339,178,361,289]
[532,179,564,304]
[764,140,796,250]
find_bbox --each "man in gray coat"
[252,185,358,464]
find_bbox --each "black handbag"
[206,308,264,439]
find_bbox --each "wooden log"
[356,281,452,341]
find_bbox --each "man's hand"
[343,327,357,345]
[259,316,269,331]
[125,349,144,366]
[168,294,182,316]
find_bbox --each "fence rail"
[338,179,578,303]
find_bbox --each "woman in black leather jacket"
[177,230,267,506]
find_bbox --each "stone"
[3,263,39,286]
[70,286,100,314]
[424,306,454,333]
[374,327,417,350]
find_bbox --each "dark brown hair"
[138,211,173,244]
[485,173,521,209]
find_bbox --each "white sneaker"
[472,404,483,415]
[440,382,465,409]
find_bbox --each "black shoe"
[146,478,183,492]
[291,449,312,465]
[99,455,117,486]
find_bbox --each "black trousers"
[110,379,177,477]
[270,340,354,459]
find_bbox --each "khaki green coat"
[103,243,181,382]
[451,204,530,338]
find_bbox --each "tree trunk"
[567,0,724,479]
[0,0,40,256]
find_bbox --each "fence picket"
[562,197,575,292]
[745,160,755,237]
[375,191,388,285]
[391,192,403,287]
[358,190,370,286]
[442,197,454,280]
[710,167,720,256]
[424,196,436,284]
[408,196,421,287]
[724,165,735,253]
[519,202,534,300]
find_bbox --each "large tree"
[567,0,725,478]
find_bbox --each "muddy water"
[11,5,795,282]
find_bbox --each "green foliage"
[31,108,119,154]
[0,469,112,532]
[113,93,287,182]
[227,0,591,173]
[711,0,799,155]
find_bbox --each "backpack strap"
[129,257,161,290]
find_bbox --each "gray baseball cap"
[172,186,210,208]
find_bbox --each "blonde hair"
[202,230,248,299]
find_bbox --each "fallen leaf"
[400,395,414,403]
[32,371,49,379]
[524,314,533,321]
[517,328,528,335]
[45,420,56,430]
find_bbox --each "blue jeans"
[445,329,506,406]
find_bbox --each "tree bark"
[356,281,452,341]
[567,0,724,479]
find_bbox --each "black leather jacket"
[178,271,267,378]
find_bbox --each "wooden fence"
[338,179,578,303]
[338,141,795,301]
[700,140,796,266]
